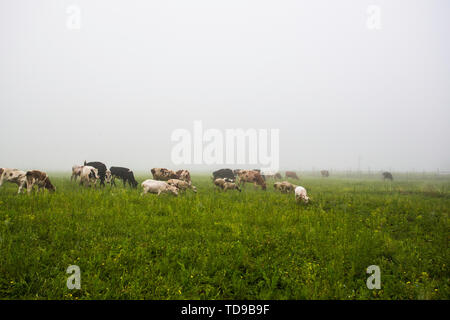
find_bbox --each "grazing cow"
[168,179,197,193]
[79,166,99,187]
[262,172,282,180]
[274,182,283,191]
[212,169,236,182]
[84,161,110,186]
[236,170,266,190]
[321,170,330,177]
[382,171,393,181]
[214,178,241,192]
[110,166,138,188]
[175,169,192,183]
[274,181,296,193]
[141,179,179,196]
[0,168,27,193]
[295,186,310,203]
[285,171,299,179]
[151,168,179,181]
[25,170,55,193]
[71,165,84,181]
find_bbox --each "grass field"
[0,173,448,299]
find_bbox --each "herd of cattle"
[0,161,394,204]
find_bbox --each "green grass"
[0,174,448,299]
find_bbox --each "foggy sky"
[1,0,449,172]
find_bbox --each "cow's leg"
[123,179,126,188]
[18,180,26,194]
[27,180,33,194]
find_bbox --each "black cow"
[84,161,108,186]
[382,171,393,181]
[212,169,236,182]
[110,166,138,188]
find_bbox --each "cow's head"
[296,193,309,204]
[131,175,138,188]
[105,170,112,184]
[45,178,56,192]
[89,168,99,180]
[302,194,310,203]
[166,185,179,196]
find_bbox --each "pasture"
[0,173,448,299]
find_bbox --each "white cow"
[79,166,99,187]
[295,186,310,203]
[71,165,84,181]
[141,179,179,196]
[0,168,28,194]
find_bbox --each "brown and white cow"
[175,169,191,183]
[262,172,282,180]
[0,168,28,193]
[167,179,197,193]
[151,168,179,181]
[321,170,330,177]
[25,170,56,193]
[214,178,241,192]
[274,181,297,193]
[236,170,266,190]
[285,171,299,179]
[79,166,99,187]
